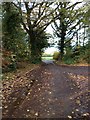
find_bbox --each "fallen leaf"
[76,100,81,104]
[68,115,72,119]
[27,109,30,112]
[75,109,79,112]
[82,113,89,116]
[35,112,39,116]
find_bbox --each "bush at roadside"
[53,51,60,60]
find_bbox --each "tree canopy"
[2,1,90,67]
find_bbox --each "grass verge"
[55,61,89,66]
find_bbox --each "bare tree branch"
[12,2,29,33]
[66,2,82,10]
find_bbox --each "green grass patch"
[42,56,53,60]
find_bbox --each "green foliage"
[77,43,90,63]
[53,51,60,60]
[30,30,50,63]
[63,41,90,64]
[2,3,29,62]
[2,3,30,72]
[2,50,17,72]
[63,58,75,65]
[35,30,49,52]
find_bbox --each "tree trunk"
[58,22,66,61]
[83,27,85,47]
[29,33,41,63]
[60,38,64,60]
[30,44,41,63]
[76,31,79,47]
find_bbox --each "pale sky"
[44,47,59,55]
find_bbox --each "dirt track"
[2,62,89,119]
